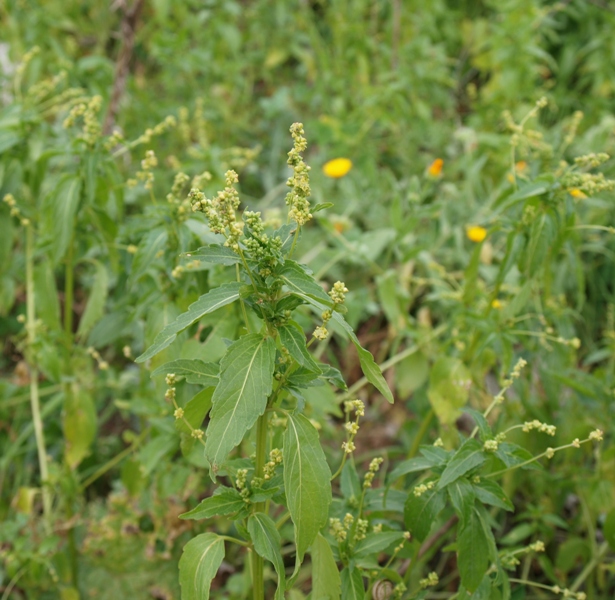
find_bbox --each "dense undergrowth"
[1,1,614,599]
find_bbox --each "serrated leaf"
[457,508,491,593]
[130,227,168,281]
[447,478,475,527]
[180,486,244,520]
[311,533,341,600]
[279,323,322,373]
[404,486,446,542]
[473,479,514,512]
[279,261,333,303]
[283,412,332,565]
[340,566,364,600]
[152,359,219,386]
[387,456,433,484]
[353,532,405,558]
[248,513,286,600]
[438,439,486,489]
[463,408,492,441]
[181,244,242,265]
[136,282,243,362]
[179,533,225,600]
[204,334,276,474]
[176,387,214,434]
[77,260,108,338]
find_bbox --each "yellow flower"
[491,299,502,309]
[427,158,443,177]
[466,225,487,243]
[323,157,352,179]
[515,161,528,173]
[569,188,587,199]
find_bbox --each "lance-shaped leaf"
[180,486,245,520]
[311,533,341,600]
[136,282,243,362]
[353,532,406,558]
[152,359,219,386]
[290,292,394,403]
[248,513,286,600]
[437,438,486,489]
[457,507,490,593]
[181,244,242,265]
[278,323,322,373]
[387,456,432,484]
[77,260,108,339]
[283,412,332,565]
[43,175,82,264]
[130,227,168,282]
[179,533,225,600]
[279,261,333,303]
[204,334,276,474]
[340,566,364,600]
[404,485,446,542]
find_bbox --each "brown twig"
[103,0,145,135]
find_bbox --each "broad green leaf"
[279,261,332,303]
[279,323,322,373]
[283,412,332,564]
[63,383,97,469]
[248,513,286,600]
[205,334,276,474]
[152,359,219,386]
[428,357,471,425]
[47,175,82,264]
[130,227,168,281]
[404,486,446,542]
[473,479,513,512]
[176,387,214,434]
[136,282,243,362]
[179,533,225,600]
[311,533,341,600]
[457,508,491,593]
[387,456,432,484]
[447,478,475,527]
[77,260,109,338]
[181,244,242,265]
[353,532,405,558]
[438,439,486,489]
[180,486,245,520]
[340,566,364,600]
[290,291,393,403]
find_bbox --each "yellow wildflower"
[323,157,352,179]
[427,158,443,177]
[515,161,528,173]
[466,225,487,243]
[491,299,502,309]
[569,188,587,199]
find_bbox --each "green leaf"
[181,244,242,265]
[473,479,514,512]
[283,412,332,564]
[457,507,491,593]
[428,357,471,425]
[340,566,364,600]
[179,533,225,600]
[291,291,393,403]
[280,261,333,303]
[438,439,486,489]
[47,175,82,264]
[311,533,341,600]
[279,323,322,373]
[152,359,219,386]
[404,486,446,542]
[447,478,475,527]
[312,202,334,213]
[463,408,492,441]
[353,532,405,558]
[130,227,168,281]
[180,486,245,520]
[176,388,214,434]
[136,282,243,362]
[248,513,286,600]
[387,456,432,484]
[204,334,276,474]
[34,259,60,331]
[63,383,97,469]
[77,260,109,338]
[0,129,21,153]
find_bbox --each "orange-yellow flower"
[466,225,487,243]
[427,158,444,177]
[515,161,528,173]
[323,158,353,179]
[569,188,587,199]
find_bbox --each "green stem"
[570,541,608,592]
[25,225,52,529]
[406,408,434,459]
[251,412,269,600]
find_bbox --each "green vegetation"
[1,1,614,599]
